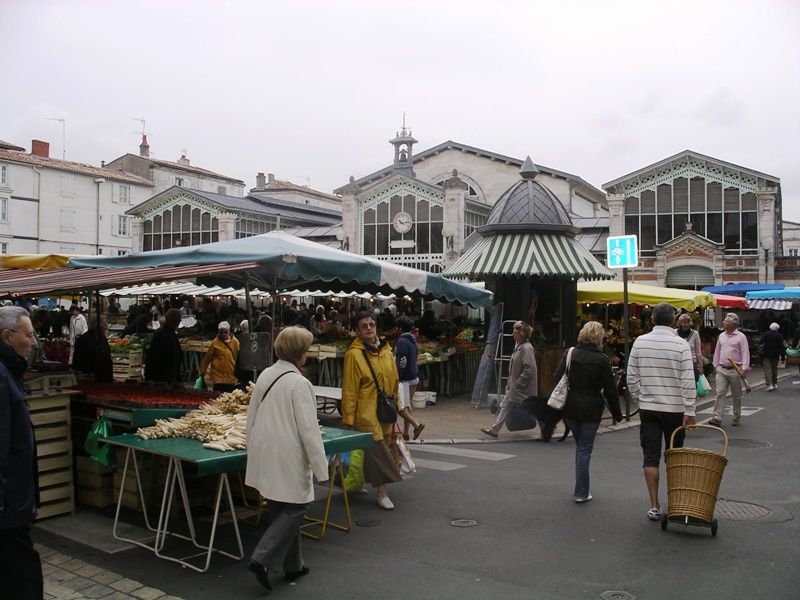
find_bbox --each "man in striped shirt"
[627,302,697,521]
[710,313,750,427]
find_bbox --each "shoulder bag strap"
[258,370,293,405]
[361,349,384,394]
[565,347,574,387]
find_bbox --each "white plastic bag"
[698,374,711,394]
[394,433,416,474]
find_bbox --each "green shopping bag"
[194,376,205,389]
[84,417,116,466]
[342,449,365,492]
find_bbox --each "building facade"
[127,186,341,253]
[603,150,795,287]
[0,139,153,256]
[336,131,608,272]
[251,172,342,211]
[105,136,246,198]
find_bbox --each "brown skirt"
[363,439,402,487]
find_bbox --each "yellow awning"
[0,254,72,270]
[577,280,716,311]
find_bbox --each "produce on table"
[76,381,218,409]
[135,384,255,451]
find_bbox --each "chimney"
[139,134,150,157]
[267,173,275,184]
[31,140,50,158]
[256,172,266,188]
[101,160,105,167]
[177,154,190,166]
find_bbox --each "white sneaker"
[377,496,395,510]
[773,385,778,391]
[767,385,774,392]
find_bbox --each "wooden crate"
[76,456,116,507]
[29,392,75,521]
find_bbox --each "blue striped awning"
[444,233,613,280]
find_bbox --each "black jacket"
[0,341,37,528]
[72,330,114,382]
[553,343,622,423]
[144,326,182,384]
[760,330,785,359]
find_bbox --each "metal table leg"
[300,454,351,540]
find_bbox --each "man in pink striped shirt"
[710,313,750,427]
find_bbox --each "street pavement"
[33,367,800,599]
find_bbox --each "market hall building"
[335,128,609,273]
[603,150,797,288]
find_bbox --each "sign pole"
[622,266,630,420]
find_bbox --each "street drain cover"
[723,439,772,448]
[355,520,381,527]
[600,591,637,600]
[451,519,478,527]
[715,499,772,520]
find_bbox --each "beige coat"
[504,341,538,403]
[245,360,328,504]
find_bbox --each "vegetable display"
[76,381,218,409]
[135,385,254,451]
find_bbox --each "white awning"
[747,299,793,311]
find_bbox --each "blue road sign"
[607,235,638,269]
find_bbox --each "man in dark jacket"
[0,306,42,599]
[144,308,183,384]
[760,323,784,391]
[395,316,424,441]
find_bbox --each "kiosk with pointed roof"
[445,157,613,388]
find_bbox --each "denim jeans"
[565,419,600,499]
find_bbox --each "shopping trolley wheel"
[711,519,718,537]
[660,513,668,531]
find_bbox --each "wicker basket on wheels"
[663,424,728,536]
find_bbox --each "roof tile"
[0,149,153,186]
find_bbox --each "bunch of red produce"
[76,381,219,409]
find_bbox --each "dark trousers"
[0,524,43,600]
[251,501,307,575]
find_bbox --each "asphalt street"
[34,375,800,600]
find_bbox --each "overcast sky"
[3,1,799,221]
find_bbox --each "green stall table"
[102,427,373,571]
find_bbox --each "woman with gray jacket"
[481,321,537,438]
[245,326,328,592]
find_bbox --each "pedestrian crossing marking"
[697,406,764,417]
[412,445,515,461]
[412,458,467,471]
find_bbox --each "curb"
[411,370,798,446]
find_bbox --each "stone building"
[603,150,793,287]
[105,135,246,198]
[0,138,153,256]
[126,186,341,253]
[335,129,608,272]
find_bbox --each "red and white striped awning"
[747,298,794,311]
[0,262,260,297]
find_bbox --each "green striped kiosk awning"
[443,233,614,280]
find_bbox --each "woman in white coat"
[245,326,328,592]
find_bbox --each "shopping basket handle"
[669,423,729,458]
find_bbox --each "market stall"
[103,426,373,572]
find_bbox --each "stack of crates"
[76,455,116,508]
[111,351,143,382]
[30,392,76,520]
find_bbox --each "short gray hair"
[725,313,740,327]
[0,306,29,332]
[651,302,676,326]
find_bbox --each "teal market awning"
[444,233,613,280]
[67,231,492,309]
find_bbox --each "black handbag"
[361,349,398,424]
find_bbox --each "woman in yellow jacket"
[200,321,240,392]
[341,310,402,510]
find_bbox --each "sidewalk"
[37,543,184,600]
[397,364,799,445]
